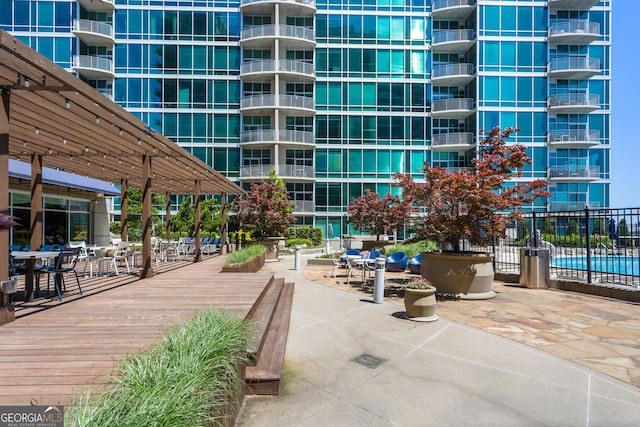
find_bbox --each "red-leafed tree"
[232,170,295,240]
[394,127,550,252]
[347,189,413,241]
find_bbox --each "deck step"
[245,281,294,395]
[246,277,284,363]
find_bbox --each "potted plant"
[232,170,295,260]
[403,277,438,322]
[394,127,549,299]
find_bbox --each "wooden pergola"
[0,29,242,288]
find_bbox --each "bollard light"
[373,257,386,304]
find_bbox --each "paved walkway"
[237,255,640,427]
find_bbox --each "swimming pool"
[552,256,640,276]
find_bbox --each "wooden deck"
[0,255,282,405]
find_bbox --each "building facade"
[1,0,612,238]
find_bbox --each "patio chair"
[331,252,347,278]
[385,251,408,272]
[41,247,83,300]
[408,253,422,274]
[107,241,131,276]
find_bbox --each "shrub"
[285,227,323,247]
[285,238,312,248]
[67,310,250,426]
[226,244,266,265]
[383,241,437,258]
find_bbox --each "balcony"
[240,25,315,49]
[72,19,114,46]
[78,0,115,12]
[431,98,475,119]
[240,0,316,15]
[431,132,475,151]
[293,200,315,213]
[549,165,601,181]
[431,0,476,20]
[548,93,599,113]
[240,94,315,115]
[240,59,314,81]
[72,55,114,79]
[548,56,600,79]
[431,29,475,54]
[550,201,598,211]
[549,20,600,45]
[431,63,475,86]
[240,164,315,180]
[548,0,599,10]
[548,129,600,148]
[240,129,315,147]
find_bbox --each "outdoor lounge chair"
[385,251,408,272]
[408,253,422,274]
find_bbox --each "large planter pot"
[421,251,496,300]
[260,238,285,261]
[403,287,438,322]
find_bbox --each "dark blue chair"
[41,247,83,300]
[341,248,361,263]
[408,253,422,274]
[385,251,408,272]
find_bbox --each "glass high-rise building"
[1,0,611,237]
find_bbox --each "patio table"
[10,251,60,301]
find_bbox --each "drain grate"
[351,353,386,369]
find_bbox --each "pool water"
[552,256,640,275]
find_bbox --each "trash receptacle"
[519,248,550,289]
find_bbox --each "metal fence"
[485,208,640,289]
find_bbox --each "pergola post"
[0,88,12,324]
[219,193,228,253]
[30,154,43,251]
[120,179,128,242]
[194,180,201,262]
[165,192,171,241]
[140,154,153,278]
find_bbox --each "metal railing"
[431,63,475,80]
[73,19,114,39]
[549,19,600,37]
[548,93,599,108]
[548,129,600,144]
[548,165,600,179]
[240,129,315,145]
[241,25,315,43]
[73,55,113,74]
[240,94,314,110]
[548,56,600,73]
[431,132,474,148]
[432,0,476,11]
[432,29,475,45]
[489,208,640,289]
[241,0,315,7]
[240,164,315,179]
[432,98,475,113]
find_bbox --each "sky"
[610,1,640,208]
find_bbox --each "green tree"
[118,187,165,239]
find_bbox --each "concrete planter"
[259,238,285,260]
[421,251,496,300]
[222,253,266,273]
[403,287,438,322]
